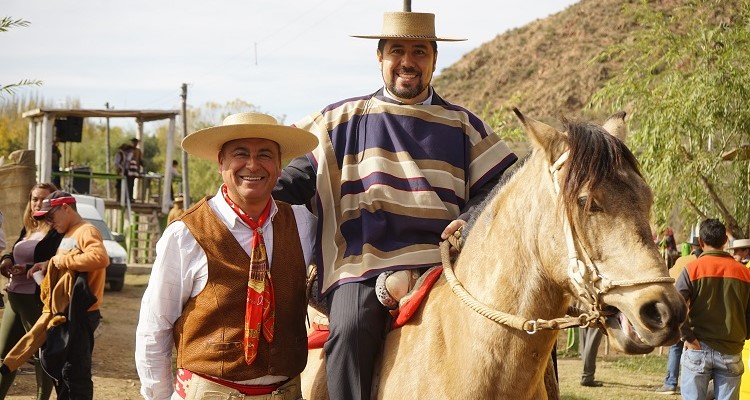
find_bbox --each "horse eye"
[577,196,603,212]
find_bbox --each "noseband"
[441,149,674,333]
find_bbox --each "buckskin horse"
[302,109,687,399]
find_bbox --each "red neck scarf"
[221,185,275,365]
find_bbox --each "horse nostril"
[639,301,671,329]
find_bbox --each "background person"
[20,191,109,400]
[579,327,604,387]
[135,112,318,400]
[113,143,134,203]
[727,238,750,266]
[0,183,61,400]
[676,218,750,400]
[655,236,702,395]
[273,11,517,400]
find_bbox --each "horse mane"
[562,120,642,216]
[464,119,642,237]
[464,153,530,237]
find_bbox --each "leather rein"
[440,150,675,334]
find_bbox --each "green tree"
[590,0,750,239]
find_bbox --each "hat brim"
[351,34,466,41]
[33,209,53,220]
[181,124,318,162]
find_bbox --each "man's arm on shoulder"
[274,156,316,205]
[291,205,317,266]
[54,224,108,271]
[136,222,205,400]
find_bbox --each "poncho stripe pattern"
[296,90,517,295]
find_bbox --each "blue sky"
[3,0,578,128]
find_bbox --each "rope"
[440,239,598,333]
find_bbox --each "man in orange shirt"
[26,191,108,400]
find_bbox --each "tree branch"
[700,174,745,239]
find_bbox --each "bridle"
[441,149,675,333]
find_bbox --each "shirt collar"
[381,86,433,105]
[211,187,278,230]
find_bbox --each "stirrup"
[375,270,420,310]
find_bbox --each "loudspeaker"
[55,117,83,143]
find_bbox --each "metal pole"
[180,83,191,208]
[403,0,411,11]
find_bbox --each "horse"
[302,109,687,399]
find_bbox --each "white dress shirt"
[135,190,316,400]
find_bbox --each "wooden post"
[105,102,111,198]
[162,116,175,214]
[39,113,54,183]
[180,83,191,209]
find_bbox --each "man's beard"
[387,68,426,100]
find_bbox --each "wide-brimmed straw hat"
[352,12,466,42]
[728,239,750,250]
[181,112,318,162]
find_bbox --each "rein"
[441,150,674,334]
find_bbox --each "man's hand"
[441,219,466,240]
[684,339,701,351]
[26,261,47,280]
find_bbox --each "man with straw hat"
[728,238,750,266]
[135,112,318,400]
[274,10,517,400]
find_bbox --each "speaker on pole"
[55,117,83,142]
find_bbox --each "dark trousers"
[324,279,391,400]
[580,327,603,382]
[56,310,100,400]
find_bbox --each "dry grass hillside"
[433,0,677,120]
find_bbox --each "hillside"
[433,0,670,120]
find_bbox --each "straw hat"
[352,12,466,42]
[728,238,750,250]
[181,112,318,162]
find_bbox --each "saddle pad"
[307,266,443,349]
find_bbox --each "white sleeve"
[134,221,208,400]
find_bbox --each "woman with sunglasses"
[0,182,63,400]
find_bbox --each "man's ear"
[217,151,224,174]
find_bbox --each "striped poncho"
[295,89,517,295]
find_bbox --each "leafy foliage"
[1,18,42,96]
[590,0,750,238]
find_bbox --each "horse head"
[514,108,687,354]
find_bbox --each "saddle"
[307,266,443,349]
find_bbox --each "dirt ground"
[2,274,149,400]
[2,273,669,399]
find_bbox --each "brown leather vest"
[174,197,308,381]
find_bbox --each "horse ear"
[602,111,628,141]
[513,108,565,160]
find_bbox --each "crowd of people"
[2,7,750,400]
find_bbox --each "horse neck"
[457,152,569,313]
[449,152,571,387]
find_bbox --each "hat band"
[48,196,76,207]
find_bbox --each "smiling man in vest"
[135,113,318,400]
